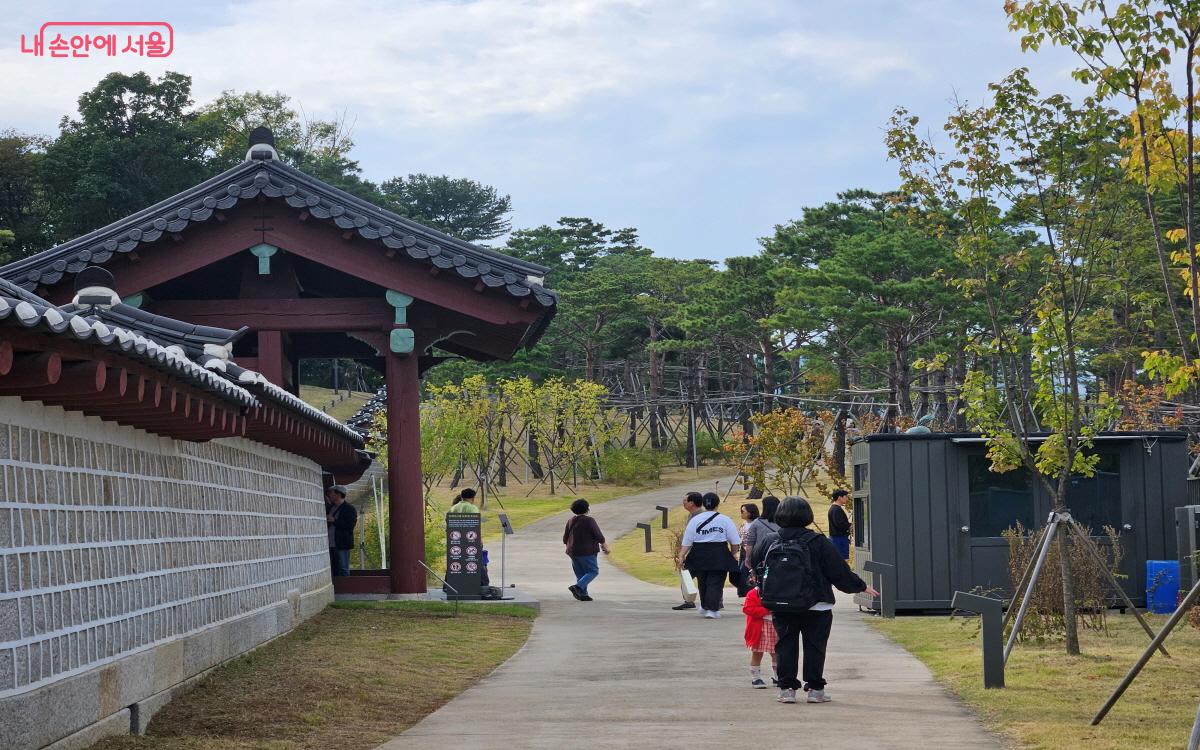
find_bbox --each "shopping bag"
[680,570,698,596]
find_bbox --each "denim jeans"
[329,548,350,577]
[571,554,600,594]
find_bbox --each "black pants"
[695,569,727,611]
[773,609,833,691]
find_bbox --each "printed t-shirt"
[682,511,741,547]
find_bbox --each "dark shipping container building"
[850,432,1189,612]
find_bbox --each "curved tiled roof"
[0,160,558,313]
[0,289,365,446]
[0,293,257,407]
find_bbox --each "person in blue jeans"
[563,499,610,601]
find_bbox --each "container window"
[853,463,869,492]
[1066,453,1122,533]
[968,455,1036,538]
[853,496,869,548]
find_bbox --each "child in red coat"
[742,587,778,688]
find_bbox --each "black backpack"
[757,530,824,612]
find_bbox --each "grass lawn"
[297,385,374,423]
[872,612,1200,749]
[474,463,729,541]
[608,479,835,587]
[92,602,534,750]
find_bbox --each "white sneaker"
[807,689,831,703]
[778,688,797,704]
[704,610,718,619]
[698,608,709,617]
[710,610,722,619]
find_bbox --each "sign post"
[445,513,483,600]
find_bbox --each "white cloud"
[0,0,923,132]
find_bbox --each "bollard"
[636,522,653,552]
[863,560,895,618]
[654,505,670,529]
[951,591,1005,688]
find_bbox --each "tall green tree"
[889,68,1125,655]
[380,174,512,242]
[41,72,211,239]
[0,130,50,261]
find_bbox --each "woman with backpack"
[751,496,879,705]
[678,492,741,619]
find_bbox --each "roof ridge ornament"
[245,126,279,162]
[72,265,120,309]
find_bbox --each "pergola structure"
[1,128,557,594]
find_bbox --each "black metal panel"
[928,438,953,602]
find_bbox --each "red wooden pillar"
[258,330,286,387]
[386,351,426,593]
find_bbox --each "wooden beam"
[0,352,61,389]
[0,341,11,375]
[148,298,393,332]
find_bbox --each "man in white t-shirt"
[679,493,741,618]
[671,492,706,611]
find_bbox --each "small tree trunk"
[685,402,697,468]
[933,367,948,427]
[528,433,544,480]
[1059,526,1081,655]
[497,436,507,487]
[648,346,663,449]
[833,361,850,477]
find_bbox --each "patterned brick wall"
[0,395,330,702]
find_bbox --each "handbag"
[680,569,699,596]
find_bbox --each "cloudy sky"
[0,1,1081,260]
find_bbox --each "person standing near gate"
[827,489,852,561]
[326,485,357,577]
[679,492,741,618]
[563,499,610,601]
[449,488,480,513]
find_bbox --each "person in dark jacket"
[563,499,610,601]
[827,489,853,560]
[752,496,878,704]
[326,485,358,577]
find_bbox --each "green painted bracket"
[249,243,279,275]
[385,290,414,325]
[122,292,145,309]
[390,328,415,354]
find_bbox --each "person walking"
[734,502,761,596]
[672,492,705,611]
[679,492,741,619]
[742,495,780,579]
[563,499,610,601]
[325,485,357,577]
[738,503,759,535]
[742,585,778,688]
[752,496,878,704]
[827,489,853,561]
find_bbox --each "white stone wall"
[0,396,333,748]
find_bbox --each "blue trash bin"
[1146,560,1180,614]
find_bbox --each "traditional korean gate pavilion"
[0,128,557,594]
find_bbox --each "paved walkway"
[379,480,1003,750]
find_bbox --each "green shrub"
[352,497,446,571]
[600,447,669,485]
[674,431,727,466]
